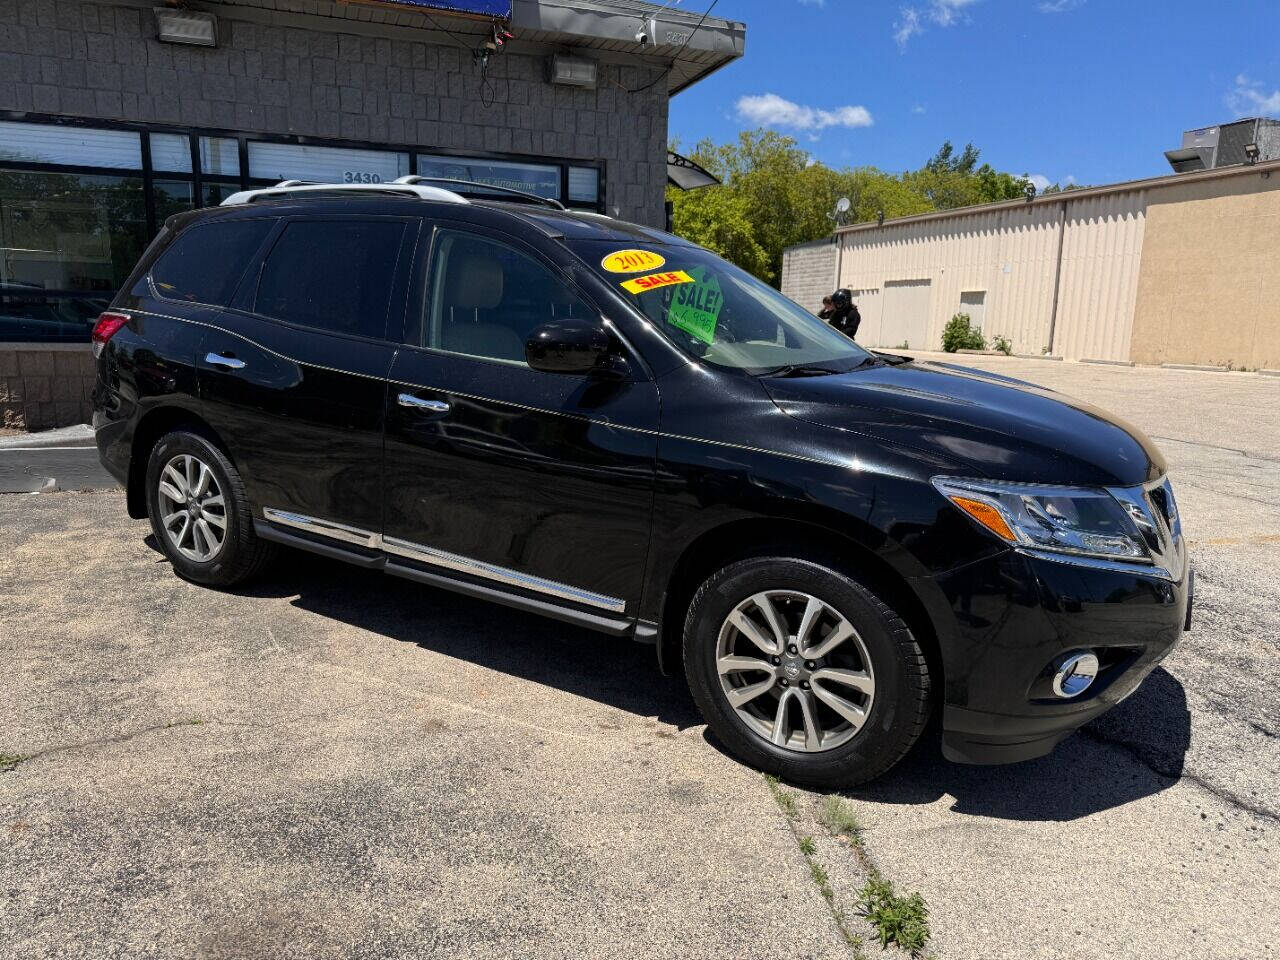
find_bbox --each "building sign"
[341,0,512,18]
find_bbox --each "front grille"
[1148,485,1172,528]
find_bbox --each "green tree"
[667,132,1038,285]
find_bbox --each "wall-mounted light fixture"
[1245,142,1261,165]
[547,54,598,89]
[154,7,218,47]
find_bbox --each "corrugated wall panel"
[1053,189,1146,361]
[835,204,1062,354]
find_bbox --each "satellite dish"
[835,197,851,213]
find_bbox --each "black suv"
[93,180,1191,787]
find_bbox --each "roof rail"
[393,175,567,210]
[220,181,469,206]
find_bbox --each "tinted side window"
[255,219,405,339]
[150,219,274,305]
[425,231,596,364]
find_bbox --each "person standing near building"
[827,289,861,339]
[817,295,834,320]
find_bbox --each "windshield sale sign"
[341,0,512,18]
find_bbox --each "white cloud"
[911,104,927,115]
[1229,75,1280,116]
[736,93,874,132]
[1038,0,1084,12]
[1027,174,1051,193]
[797,0,825,6]
[895,0,979,49]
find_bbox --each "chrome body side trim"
[262,508,380,549]
[382,536,627,613]
[260,507,627,614]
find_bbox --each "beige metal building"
[782,158,1280,370]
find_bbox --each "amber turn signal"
[948,496,1017,542]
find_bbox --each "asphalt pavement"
[1,361,1277,959]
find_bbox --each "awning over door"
[667,150,720,190]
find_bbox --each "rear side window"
[255,219,405,340]
[150,219,274,306]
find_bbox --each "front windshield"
[569,240,873,374]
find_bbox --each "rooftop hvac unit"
[1166,118,1280,172]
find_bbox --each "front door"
[383,226,658,620]
[198,215,416,536]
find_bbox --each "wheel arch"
[126,405,230,519]
[656,515,942,697]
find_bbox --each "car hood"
[762,359,1166,487]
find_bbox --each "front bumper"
[920,549,1191,765]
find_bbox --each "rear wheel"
[683,556,930,788]
[145,430,275,586]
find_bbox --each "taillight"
[91,312,130,357]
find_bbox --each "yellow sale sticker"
[601,249,667,274]
[620,270,695,294]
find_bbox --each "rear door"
[382,224,659,622]
[197,214,418,538]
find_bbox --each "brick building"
[0,0,745,430]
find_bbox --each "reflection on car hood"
[762,359,1166,487]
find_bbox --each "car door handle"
[397,393,450,414]
[205,351,246,370]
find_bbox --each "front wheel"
[683,556,930,788]
[144,429,275,587]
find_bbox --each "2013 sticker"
[620,270,694,294]
[602,249,667,274]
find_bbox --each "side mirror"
[525,319,614,375]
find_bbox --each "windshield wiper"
[763,364,845,378]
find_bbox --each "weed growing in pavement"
[857,875,931,955]
[819,796,863,844]
[0,753,30,773]
[765,775,800,820]
[765,775,867,958]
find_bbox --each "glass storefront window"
[418,154,561,200]
[150,133,193,173]
[0,121,142,169]
[153,179,195,222]
[248,142,409,184]
[0,169,147,342]
[202,182,239,208]
[568,166,599,205]
[200,137,240,178]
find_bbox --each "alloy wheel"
[157,453,227,562]
[716,590,876,752]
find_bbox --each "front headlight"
[932,477,1151,564]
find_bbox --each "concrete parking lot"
[2,359,1277,960]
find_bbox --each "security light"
[547,54,598,89]
[154,7,217,46]
[1245,142,1260,164]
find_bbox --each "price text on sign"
[601,249,667,274]
[619,270,694,294]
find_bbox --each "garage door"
[878,280,932,351]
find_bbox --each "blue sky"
[668,0,1280,190]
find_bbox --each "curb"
[1014,354,1064,361]
[1160,363,1229,372]
[0,423,94,450]
[1259,369,1280,378]
[1080,358,1136,366]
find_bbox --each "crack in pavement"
[3,713,342,770]
[1080,726,1279,823]
[1152,435,1280,463]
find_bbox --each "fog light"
[1052,652,1099,698]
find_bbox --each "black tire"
[144,429,275,587]
[683,556,930,789]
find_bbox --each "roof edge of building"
[833,157,1280,236]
